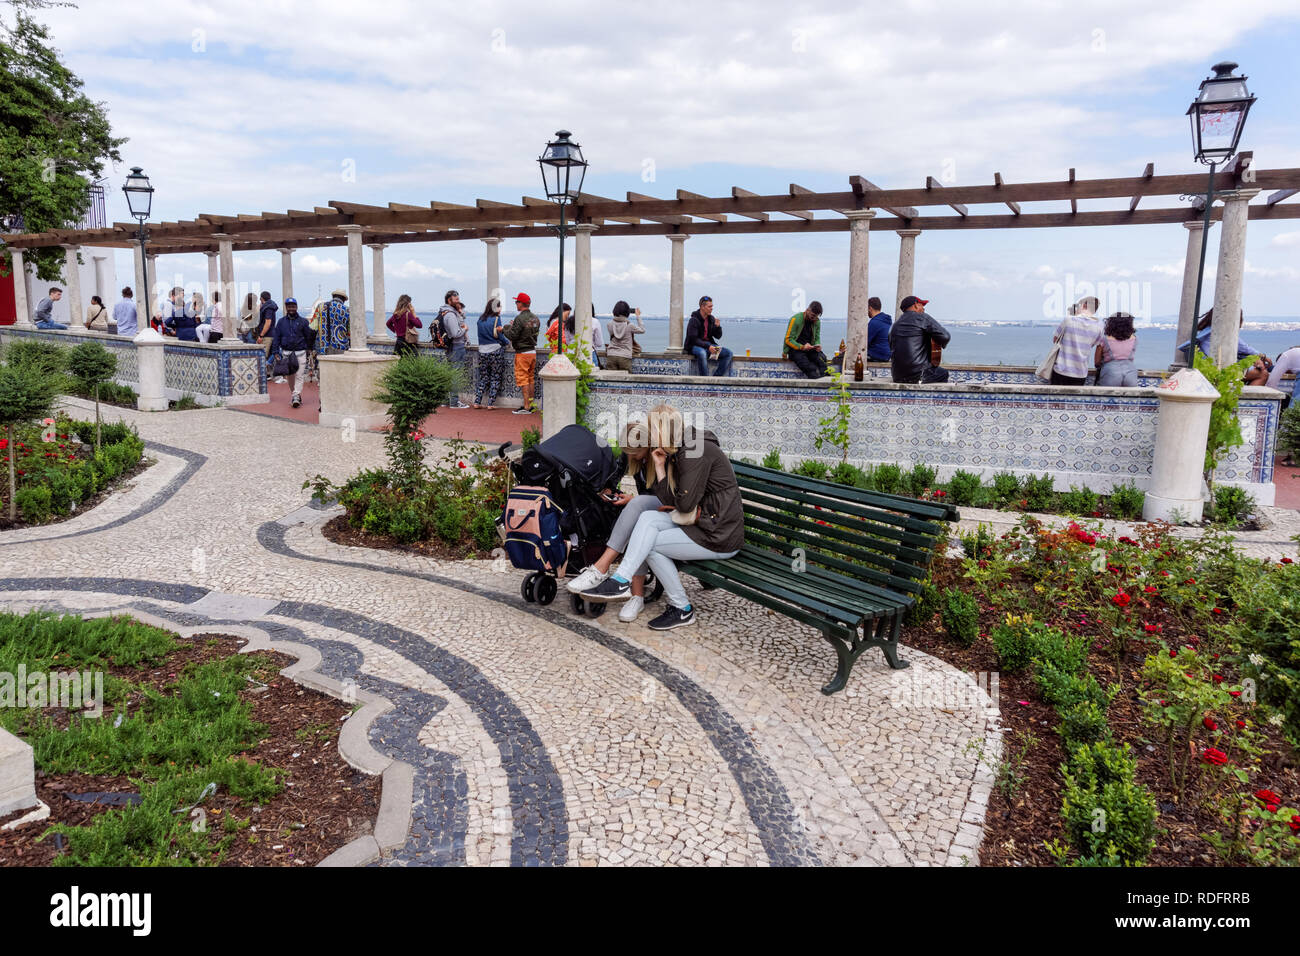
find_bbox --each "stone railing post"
[1174,220,1209,367]
[539,353,579,441]
[843,210,876,367]
[667,234,688,350]
[62,245,84,327]
[9,248,33,328]
[1209,187,1260,368]
[1143,368,1220,523]
[134,327,169,411]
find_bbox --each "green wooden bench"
[684,462,958,695]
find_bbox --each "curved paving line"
[0,441,206,547]
[263,518,823,866]
[0,576,560,866]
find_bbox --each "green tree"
[1,1,125,281]
[0,361,56,520]
[64,340,115,450]
[370,354,464,489]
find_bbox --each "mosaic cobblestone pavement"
[0,397,1011,866]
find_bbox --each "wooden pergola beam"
[1068,169,1077,214]
[729,188,770,221]
[625,191,690,224]
[677,190,726,222]
[781,184,814,220]
[849,175,917,219]
[994,172,1020,215]
[1129,163,1155,212]
[926,176,967,216]
[1266,188,1297,206]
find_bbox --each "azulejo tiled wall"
[0,328,267,404]
[587,376,1282,498]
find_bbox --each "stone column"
[9,248,32,328]
[92,254,109,301]
[573,224,597,355]
[279,248,294,302]
[146,254,159,316]
[1209,188,1260,368]
[134,327,169,411]
[205,251,219,304]
[1174,220,1211,366]
[368,244,387,334]
[214,234,235,343]
[539,353,579,440]
[482,237,503,306]
[131,243,147,325]
[341,225,368,351]
[667,234,688,351]
[842,211,876,368]
[1143,368,1220,523]
[61,245,83,327]
[895,228,921,313]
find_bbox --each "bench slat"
[734,462,955,527]
[737,484,939,556]
[739,492,935,566]
[730,544,913,612]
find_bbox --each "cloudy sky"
[30,0,1300,320]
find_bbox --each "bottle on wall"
[854,353,864,382]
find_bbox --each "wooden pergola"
[5,152,1299,254]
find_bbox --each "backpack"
[430,308,451,350]
[501,485,569,573]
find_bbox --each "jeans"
[790,348,829,378]
[286,349,307,398]
[606,495,662,575]
[449,342,468,402]
[36,320,68,330]
[1097,359,1138,387]
[691,345,733,377]
[615,510,738,609]
[475,349,507,405]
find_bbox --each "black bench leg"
[819,630,854,696]
[820,617,910,695]
[878,615,910,671]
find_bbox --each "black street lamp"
[122,166,155,331]
[538,130,587,355]
[1186,63,1255,345]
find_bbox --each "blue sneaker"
[582,576,632,602]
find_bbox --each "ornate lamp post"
[538,130,588,354]
[122,166,155,330]
[1186,62,1255,332]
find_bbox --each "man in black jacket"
[683,296,733,376]
[889,295,951,384]
[271,297,312,407]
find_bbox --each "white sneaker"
[566,567,609,593]
[618,595,645,622]
[275,376,287,384]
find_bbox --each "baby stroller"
[499,424,663,618]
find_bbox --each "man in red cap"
[889,295,951,384]
[503,292,541,413]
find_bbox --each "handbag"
[1035,341,1062,383]
[404,322,420,344]
[273,351,300,377]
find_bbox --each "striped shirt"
[1052,314,1104,378]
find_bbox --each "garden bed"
[0,614,380,867]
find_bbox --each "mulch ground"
[907,558,1299,866]
[0,453,152,533]
[0,633,381,867]
[322,512,482,561]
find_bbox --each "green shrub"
[14,485,52,523]
[991,618,1035,672]
[828,461,862,486]
[1059,485,1098,516]
[904,581,938,625]
[1211,484,1255,526]
[991,471,1020,504]
[520,427,541,451]
[946,469,983,506]
[793,459,828,481]
[432,498,468,544]
[1061,751,1156,865]
[761,448,783,470]
[939,588,979,646]
[1230,563,1300,747]
[1107,481,1145,520]
[1030,626,1088,675]
[1021,473,1056,510]
[4,338,66,375]
[470,509,498,551]
[872,463,904,495]
[387,502,426,543]
[361,498,393,536]
[905,462,937,497]
[1059,697,1111,746]
[959,523,994,559]
[1279,401,1300,459]
[851,465,876,491]
[1036,663,1110,710]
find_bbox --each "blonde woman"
[579,405,744,630]
[566,418,661,622]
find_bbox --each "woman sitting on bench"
[579,404,744,631]
[566,417,662,623]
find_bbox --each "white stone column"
[205,251,219,304]
[539,353,580,440]
[368,244,387,334]
[279,247,294,302]
[341,225,368,351]
[9,248,32,328]
[482,237,503,306]
[61,245,83,327]
[146,254,159,316]
[214,234,235,343]
[134,327,169,411]
[573,224,597,355]
[1209,188,1260,368]
[92,254,109,301]
[1174,220,1210,366]
[843,211,876,368]
[667,234,688,351]
[895,228,921,313]
[131,243,147,326]
[1143,368,1220,523]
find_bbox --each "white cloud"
[1272,232,1300,247]
[1245,260,1300,281]
[299,254,344,275]
[387,260,455,280]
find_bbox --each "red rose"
[1144,585,1158,594]
[1266,804,1280,813]
[1212,674,1223,683]
[1212,608,1224,616]
[1229,690,1241,698]
[1235,720,1245,729]
[1282,558,1295,565]
[1201,747,1228,765]
[1203,717,1218,730]
[1144,623,1161,633]
[1254,789,1281,805]
[1290,816,1300,834]
[1111,592,1131,607]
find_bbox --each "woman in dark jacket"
[581,404,743,630]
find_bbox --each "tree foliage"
[1,1,125,280]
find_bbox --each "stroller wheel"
[570,592,586,615]
[645,571,665,603]
[586,601,607,619]
[535,574,558,606]
[521,572,538,604]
